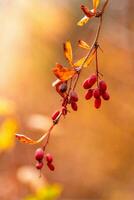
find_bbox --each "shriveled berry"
[36,162,43,170]
[35,148,44,161]
[102,91,110,101]
[46,153,53,163]
[85,89,93,100]
[71,101,78,111]
[93,88,101,99]
[99,80,107,92]
[58,82,67,93]
[47,162,55,171]
[70,91,78,102]
[94,98,101,109]
[52,110,60,121]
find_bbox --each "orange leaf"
[16,132,48,145]
[53,63,76,81]
[74,49,96,68]
[93,0,100,9]
[77,16,89,26]
[78,40,90,50]
[63,41,73,65]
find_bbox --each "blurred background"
[0,0,134,199]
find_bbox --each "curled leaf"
[53,63,76,81]
[77,16,89,26]
[63,41,73,65]
[74,49,96,68]
[80,5,95,18]
[16,132,48,145]
[93,0,100,9]
[78,40,90,50]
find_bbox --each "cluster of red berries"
[35,148,55,171]
[83,74,110,109]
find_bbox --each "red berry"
[70,91,78,102]
[82,79,90,89]
[36,162,44,170]
[47,162,55,171]
[93,88,101,99]
[102,91,110,101]
[99,80,107,92]
[35,148,44,161]
[46,153,53,163]
[62,107,67,116]
[94,98,101,109]
[52,110,60,121]
[58,82,67,93]
[71,101,78,111]
[82,74,97,89]
[88,74,97,87]
[85,89,93,100]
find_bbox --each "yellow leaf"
[93,0,100,9]
[0,119,18,150]
[78,40,90,50]
[63,41,73,65]
[53,63,76,81]
[74,49,96,68]
[77,16,89,26]
[16,132,48,145]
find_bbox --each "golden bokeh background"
[0,0,134,199]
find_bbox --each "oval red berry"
[46,153,53,163]
[85,89,93,100]
[52,111,60,121]
[102,91,110,101]
[35,148,44,161]
[71,101,78,111]
[36,162,44,170]
[94,98,101,109]
[47,163,55,171]
[99,80,107,92]
[70,91,78,102]
[93,88,101,99]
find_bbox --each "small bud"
[52,110,60,121]
[93,88,101,99]
[99,80,107,92]
[85,89,93,100]
[46,153,53,163]
[35,148,44,161]
[71,101,78,111]
[102,91,110,101]
[36,162,44,170]
[70,91,78,102]
[47,162,55,171]
[58,82,67,93]
[94,98,101,109]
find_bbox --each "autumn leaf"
[74,49,96,68]
[93,0,100,9]
[53,63,76,81]
[77,16,89,26]
[78,40,90,50]
[80,5,95,18]
[63,41,73,65]
[16,132,48,145]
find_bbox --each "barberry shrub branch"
[16,0,110,172]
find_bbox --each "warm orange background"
[0,0,134,199]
